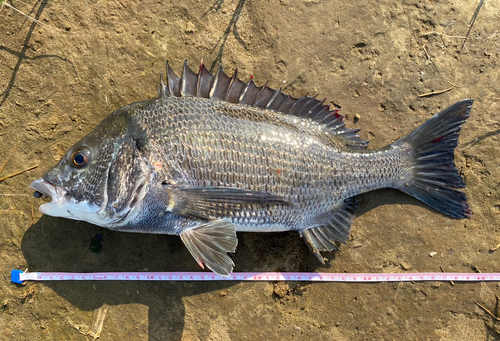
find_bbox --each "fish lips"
[30,178,107,225]
[30,178,67,214]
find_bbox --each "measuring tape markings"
[10,270,500,284]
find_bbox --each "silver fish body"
[31,61,473,275]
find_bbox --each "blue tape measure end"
[11,270,24,284]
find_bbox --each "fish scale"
[126,96,421,229]
[30,61,473,276]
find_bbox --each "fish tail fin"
[394,99,473,218]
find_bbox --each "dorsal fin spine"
[196,60,203,97]
[210,66,232,100]
[166,61,181,97]
[197,62,215,98]
[277,95,292,113]
[158,72,169,97]
[180,60,188,97]
[288,96,310,117]
[265,87,282,109]
[181,60,199,97]
[208,66,221,99]
[252,81,269,107]
[224,70,238,102]
[238,79,253,103]
[306,98,326,117]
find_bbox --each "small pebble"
[400,262,411,270]
[429,251,437,257]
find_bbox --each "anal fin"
[180,219,238,276]
[300,198,357,264]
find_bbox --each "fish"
[30,60,473,276]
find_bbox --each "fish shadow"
[20,189,445,338]
[20,215,315,339]
[21,216,235,339]
[354,188,454,218]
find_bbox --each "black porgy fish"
[31,61,473,276]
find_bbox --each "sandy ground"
[1,0,500,339]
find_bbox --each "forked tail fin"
[394,99,473,218]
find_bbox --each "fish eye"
[69,148,90,168]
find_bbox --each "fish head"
[30,105,151,227]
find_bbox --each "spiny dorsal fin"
[159,60,368,148]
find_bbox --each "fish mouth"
[30,178,103,223]
[30,179,67,214]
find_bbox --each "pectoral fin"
[164,184,291,220]
[180,219,238,276]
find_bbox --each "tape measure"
[10,270,500,284]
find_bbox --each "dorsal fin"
[159,60,368,148]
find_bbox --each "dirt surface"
[1,0,500,339]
